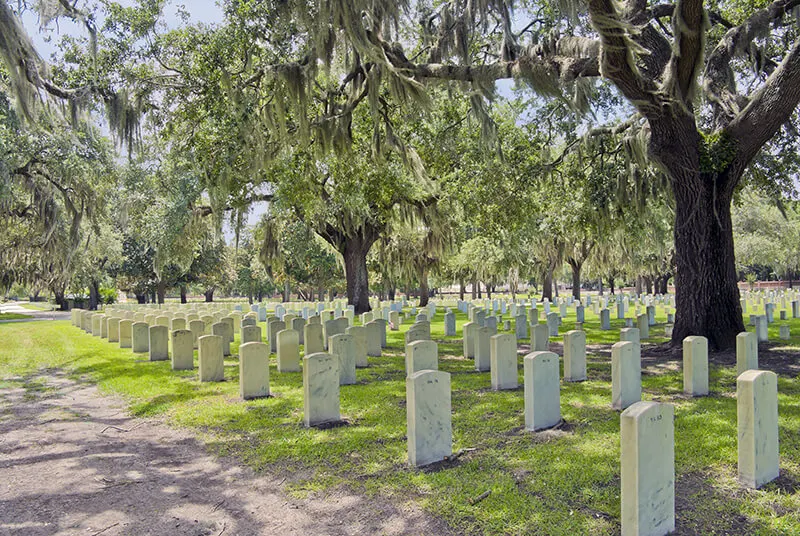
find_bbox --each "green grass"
[0,312,32,320]
[19,302,54,311]
[1,305,799,535]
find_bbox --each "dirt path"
[0,373,453,536]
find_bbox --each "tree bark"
[598,279,604,296]
[568,259,582,300]
[180,285,187,304]
[669,166,744,349]
[459,278,465,301]
[609,277,615,295]
[471,277,477,299]
[418,266,430,307]
[485,282,492,299]
[204,289,214,302]
[644,276,653,295]
[283,279,291,302]
[388,285,396,301]
[156,281,166,304]
[542,268,554,301]
[52,287,67,310]
[88,280,100,310]
[342,235,373,314]
[135,293,147,304]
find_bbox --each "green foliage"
[699,131,737,175]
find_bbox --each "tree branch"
[704,0,800,123]
[586,0,660,116]
[726,39,800,187]
[663,0,706,107]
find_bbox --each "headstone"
[779,324,790,341]
[406,370,452,467]
[107,317,121,343]
[523,351,561,431]
[474,326,493,372]
[365,321,382,357]
[212,322,232,356]
[277,329,301,372]
[515,314,528,340]
[148,325,169,361]
[389,310,401,330]
[621,401,675,536]
[646,305,656,326]
[444,311,456,336]
[576,305,585,324]
[330,333,356,385]
[636,314,649,339]
[563,330,587,382]
[303,352,340,427]
[292,317,306,344]
[376,318,388,348]
[240,342,270,399]
[737,370,779,488]
[132,322,149,353]
[612,341,641,411]
[171,329,194,370]
[736,332,758,375]
[524,323,545,352]
[405,340,438,376]
[462,321,478,359]
[91,314,105,337]
[241,325,262,344]
[119,320,133,349]
[754,315,768,342]
[270,320,286,353]
[528,307,539,326]
[490,334,518,390]
[546,312,560,337]
[189,320,204,349]
[600,308,611,330]
[617,300,625,320]
[346,326,368,368]
[241,316,257,329]
[198,335,224,382]
[683,336,708,396]
[304,323,325,355]
[405,322,431,346]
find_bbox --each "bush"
[99,287,118,305]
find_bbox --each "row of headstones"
[70,308,392,400]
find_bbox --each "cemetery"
[2,0,800,534]
[3,293,800,534]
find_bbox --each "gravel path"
[0,374,452,536]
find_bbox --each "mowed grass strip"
[1,305,798,535]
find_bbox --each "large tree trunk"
[180,285,187,304]
[670,168,744,349]
[156,281,166,304]
[459,278,465,301]
[204,289,214,302]
[542,268,553,301]
[485,282,492,299]
[135,292,147,304]
[52,287,67,310]
[283,279,290,302]
[418,266,430,307]
[388,285,396,301]
[88,280,100,310]
[598,279,603,296]
[644,276,653,295]
[342,235,373,314]
[568,259,582,300]
[609,277,615,295]
[471,277,477,299]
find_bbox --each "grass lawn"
[1,304,798,535]
[0,312,32,320]
[19,302,54,311]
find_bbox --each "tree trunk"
[204,289,214,302]
[471,277,477,299]
[599,279,604,296]
[180,285,187,304]
[283,279,290,302]
[477,281,482,299]
[52,287,67,310]
[644,276,653,295]
[342,235,373,314]
[669,168,744,349]
[609,277,615,295]
[418,266,430,307]
[459,278,465,301]
[388,285,396,301]
[156,281,166,304]
[88,280,100,310]
[485,282,492,299]
[568,260,582,300]
[542,268,553,301]
[135,292,147,304]
[318,287,324,301]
